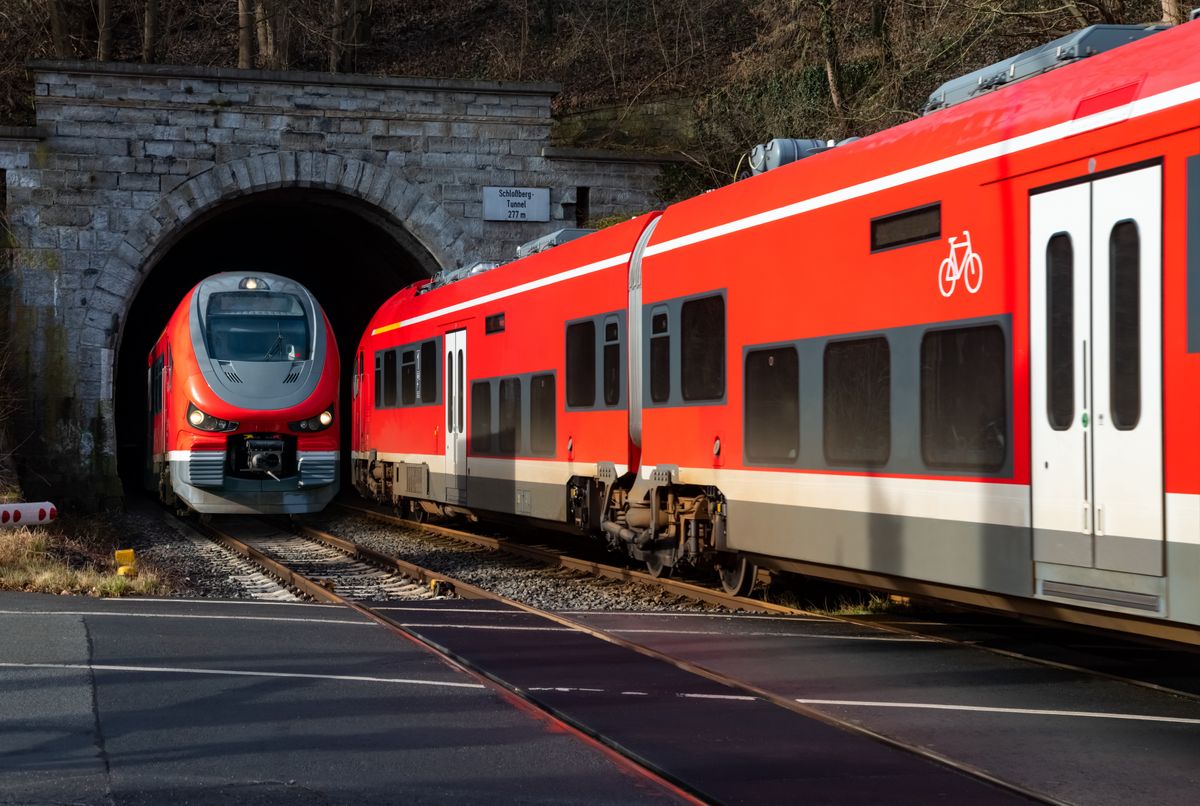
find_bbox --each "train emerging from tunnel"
[351,21,1200,643]
[146,272,340,514]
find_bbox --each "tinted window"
[420,340,438,403]
[456,349,464,434]
[823,337,890,466]
[498,378,521,455]
[745,347,799,463]
[374,353,383,408]
[531,374,556,455]
[566,322,596,407]
[485,313,505,334]
[400,350,417,405]
[470,381,491,453]
[382,350,397,408]
[921,326,1007,471]
[603,319,620,406]
[1046,233,1074,430]
[870,204,940,252]
[650,309,670,403]
[1110,221,1140,430]
[681,295,725,401]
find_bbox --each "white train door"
[444,329,467,504]
[1030,165,1163,577]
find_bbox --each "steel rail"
[331,500,809,616]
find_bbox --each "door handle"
[1095,505,1104,536]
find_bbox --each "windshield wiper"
[263,334,283,359]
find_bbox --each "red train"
[147,272,340,514]
[354,22,1200,640]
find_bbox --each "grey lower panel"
[1096,532,1164,576]
[1168,541,1200,625]
[466,475,566,522]
[1034,528,1092,567]
[727,500,1032,597]
[171,460,339,515]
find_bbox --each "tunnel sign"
[483,186,550,222]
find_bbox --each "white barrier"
[0,502,58,528]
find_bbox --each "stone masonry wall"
[0,61,670,507]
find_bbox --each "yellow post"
[114,549,137,577]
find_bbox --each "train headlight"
[289,403,335,433]
[238,277,269,290]
[187,402,238,432]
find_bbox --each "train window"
[530,374,556,455]
[470,381,491,453]
[870,203,941,252]
[382,350,398,408]
[1110,220,1140,430]
[374,354,383,408]
[566,322,596,407]
[485,313,505,334]
[921,325,1007,471]
[650,309,670,403]
[419,340,437,403]
[823,337,890,466]
[745,347,799,463]
[400,350,417,405]
[498,378,521,455]
[151,356,164,414]
[1046,233,1074,430]
[206,292,309,362]
[681,295,725,401]
[603,318,620,406]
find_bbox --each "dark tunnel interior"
[114,189,434,493]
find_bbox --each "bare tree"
[329,0,343,72]
[47,0,70,58]
[818,0,846,130]
[143,0,159,62]
[97,0,112,61]
[237,0,253,68]
[1162,1,1188,24]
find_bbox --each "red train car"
[355,22,1200,640]
[148,272,340,514]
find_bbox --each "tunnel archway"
[113,186,441,490]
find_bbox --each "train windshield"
[206,292,310,362]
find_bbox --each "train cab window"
[499,378,522,455]
[150,355,164,413]
[1046,233,1074,430]
[419,340,438,403]
[603,318,621,406]
[530,374,556,455]
[1110,220,1141,430]
[400,349,417,405]
[745,347,799,463]
[920,325,1007,471]
[566,321,596,407]
[823,337,890,466]
[681,295,725,401]
[206,291,309,362]
[374,354,383,408]
[470,381,491,453]
[650,309,670,403]
[382,350,398,408]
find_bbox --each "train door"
[1030,164,1163,577]
[352,351,365,451]
[444,329,467,504]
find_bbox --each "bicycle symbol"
[938,230,983,297]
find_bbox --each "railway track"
[191,512,1048,804]
[328,499,1200,707]
[329,500,805,615]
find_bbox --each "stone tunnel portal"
[114,188,436,492]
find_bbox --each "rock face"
[0,61,669,507]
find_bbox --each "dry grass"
[0,517,165,597]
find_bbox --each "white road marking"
[399,622,572,632]
[796,698,1200,725]
[610,628,928,642]
[89,597,342,609]
[678,692,757,702]
[0,661,485,689]
[0,609,372,626]
[621,691,649,696]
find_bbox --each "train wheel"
[644,552,672,578]
[718,555,756,597]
